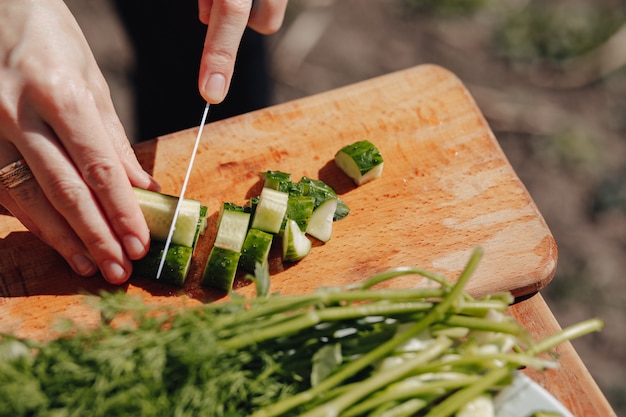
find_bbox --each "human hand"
[198,0,288,103]
[0,0,159,284]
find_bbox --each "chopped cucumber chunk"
[133,187,202,248]
[261,170,291,190]
[133,242,193,286]
[335,140,384,185]
[283,219,312,262]
[285,195,316,232]
[251,188,289,234]
[193,205,208,251]
[201,246,241,292]
[213,203,251,252]
[306,198,338,242]
[300,177,350,221]
[239,229,274,273]
[529,413,565,417]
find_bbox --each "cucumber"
[201,246,241,292]
[213,203,251,252]
[529,413,565,417]
[300,177,350,221]
[335,140,384,185]
[239,228,274,273]
[285,195,316,232]
[261,170,291,190]
[306,198,338,242]
[133,187,203,248]
[250,188,289,234]
[133,242,193,286]
[282,219,312,262]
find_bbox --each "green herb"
[0,248,603,416]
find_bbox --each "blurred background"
[67,0,625,414]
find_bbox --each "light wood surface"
[511,293,616,416]
[0,64,613,415]
[1,64,555,336]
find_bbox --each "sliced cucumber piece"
[283,218,312,262]
[285,195,316,232]
[335,140,384,185]
[201,246,241,292]
[306,198,338,242]
[239,228,274,273]
[213,203,251,252]
[261,170,291,190]
[250,188,289,234]
[133,242,193,287]
[133,187,203,248]
[193,205,208,251]
[300,177,350,221]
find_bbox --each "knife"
[156,102,211,279]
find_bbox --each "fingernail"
[102,260,128,284]
[203,73,226,103]
[123,235,147,260]
[71,253,97,276]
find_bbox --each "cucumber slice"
[300,177,350,221]
[201,246,241,292]
[133,187,202,247]
[213,203,251,252]
[133,242,193,286]
[283,219,312,262]
[193,205,208,251]
[250,188,289,234]
[261,170,291,190]
[239,229,274,273]
[335,140,384,185]
[306,198,338,242]
[285,195,316,232]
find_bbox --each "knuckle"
[205,47,238,68]
[81,158,117,191]
[221,0,252,17]
[46,177,85,212]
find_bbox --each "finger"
[0,143,97,277]
[248,0,288,34]
[88,71,161,193]
[28,77,152,265]
[15,121,134,284]
[0,175,98,277]
[198,0,252,103]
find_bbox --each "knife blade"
[155,102,211,279]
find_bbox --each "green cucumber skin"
[285,195,316,232]
[133,242,193,287]
[239,229,274,273]
[337,140,383,175]
[201,246,241,292]
[193,206,208,250]
[299,177,350,221]
[261,170,291,190]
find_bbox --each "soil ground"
[67,0,626,414]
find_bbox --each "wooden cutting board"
[0,64,557,340]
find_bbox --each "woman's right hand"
[0,0,159,284]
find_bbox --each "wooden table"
[510,293,616,416]
[0,64,615,415]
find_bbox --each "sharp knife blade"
[156,102,210,279]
